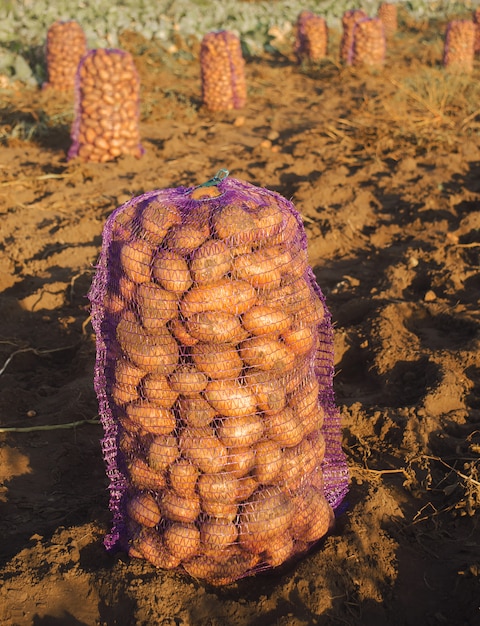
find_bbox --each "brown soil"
[1,17,479,626]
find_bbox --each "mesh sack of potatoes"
[377,3,397,38]
[68,48,144,163]
[443,20,475,73]
[294,11,328,64]
[43,20,87,91]
[340,8,367,65]
[474,9,480,55]
[88,171,349,585]
[351,17,386,68]
[200,31,247,111]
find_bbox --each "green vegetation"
[0,0,478,84]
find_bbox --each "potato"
[232,248,282,289]
[126,402,176,436]
[147,434,180,471]
[127,492,161,528]
[281,357,312,395]
[252,202,285,240]
[258,243,292,272]
[252,440,283,485]
[242,305,291,337]
[119,428,139,456]
[141,373,178,408]
[264,407,304,448]
[200,518,238,550]
[204,380,257,418]
[282,324,317,356]
[288,377,324,436]
[192,342,243,380]
[280,241,309,279]
[180,279,257,317]
[289,375,319,411]
[115,357,145,388]
[190,239,232,284]
[169,459,199,498]
[168,364,208,396]
[120,239,154,284]
[202,500,239,521]
[177,394,217,427]
[151,249,192,294]
[235,476,259,502]
[133,528,181,569]
[169,318,199,347]
[198,472,239,504]
[140,199,182,245]
[310,466,325,492]
[183,548,258,586]
[280,438,318,492]
[212,203,258,243]
[115,309,141,349]
[161,490,201,523]
[261,277,313,315]
[189,185,223,200]
[112,359,143,406]
[309,431,326,462]
[269,208,299,246]
[224,445,256,478]
[135,283,178,330]
[300,403,325,438]
[185,311,246,343]
[264,531,294,568]
[103,290,125,316]
[243,369,286,414]
[238,486,294,553]
[111,204,137,242]
[290,486,334,543]
[294,293,325,326]
[128,457,167,492]
[217,414,264,448]
[164,523,200,561]
[104,275,136,316]
[119,323,179,375]
[239,336,296,374]
[165,205,211,252]
[179,425,228,474]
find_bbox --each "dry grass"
[385,68,480,132]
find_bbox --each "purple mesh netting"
[294,12,327,63]
[89,176,349,580]
[341,9,367,66]
[68,48,144,162]
[351,17,386,68]
[200,31,246,111]
[222,31,245,110]
[443,20,475,69]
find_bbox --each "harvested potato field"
[0,2,479,625]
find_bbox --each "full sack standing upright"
[89,172,349,585]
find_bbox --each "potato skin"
[120,239,154,284]
[190,239,232,284]
[192,342,243,380]
[217,414,264,448]
[180,279,257,317]
[151,249,192,294]
[204,380,257,418]
[185,311,246,343]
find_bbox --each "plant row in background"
[31,3,480,163]
[0,0,479,85]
